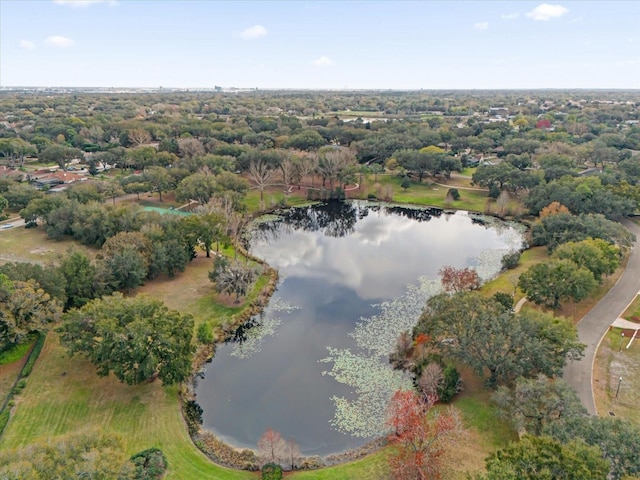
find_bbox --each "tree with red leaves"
[386,390,463,480]
[257,428,286,466]
[439,266,480,293]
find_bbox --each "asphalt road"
[563,219,640,414]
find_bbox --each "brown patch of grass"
[593,329,640,426]
[0,356,28,403]
[0,226,82,265]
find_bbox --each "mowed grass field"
[0,333,256,480]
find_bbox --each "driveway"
[563,219,640,414]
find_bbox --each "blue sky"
[1,0,639,89]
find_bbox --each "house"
[29,170,87,189]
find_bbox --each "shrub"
[501,251,521,270]
[184,400,203,436]
[447,188,460,201]
[493,292,514,311]
[367,193,377,201]
[21,332,46,377]
[401,178,411,191]
[262,463,283,480]
[130,447,168,480]
[438,365,462,403]
[0,410,9,436]
[197,322,214,344]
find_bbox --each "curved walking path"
[563,219,640,414]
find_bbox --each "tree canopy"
[58,293,194,385]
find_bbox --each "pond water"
[195,201,525,456]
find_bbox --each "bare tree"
[257,428,286,466]
[296,153,318,188]
[418,363,444,401]
[128,128,151,147]
[317,148,355,190]
[178,138,205,159]
[248,159,276,209]
[285,438,301,470]
[279,155,298,191]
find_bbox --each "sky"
[1,0,639,89]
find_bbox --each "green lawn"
[480,247,549,302]
[370,174,491,212]
[0,334,256,480]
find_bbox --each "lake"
[194,201,525,456]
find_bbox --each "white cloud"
[237,25,268,40]
[19,40,36,50]
[53,0,117,6]
[501,12,519,20]
[526,3,569,21]
[312,56,334,67]
[474,22,489,31]
[45,35,74,47]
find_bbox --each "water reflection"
[195,201,524,455]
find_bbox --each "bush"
[501,251,521,270]
[438,365,462,403]
[21,332,46,377]
[197,322,214,344]
[401,178,411,191]
[262,463,283,480]
[493,292,514,311]
[367,193,377,201]
[184,400,203,436]
[130,447,168,480]
[0,410,9,436]
[447,188,460,201]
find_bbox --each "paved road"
[563,219,640,414]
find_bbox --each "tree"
[3,183,43,210]
[415,292,584,387]
[127,128,151,147]
[552,238,620,282]
[0,261,67,305]
[175,171,218,205]
[0,275,62,351]
[123,181,149,200]
[58,249,99,309]
[0,194,7,219]
[0,137,36,167]
[401,177,411,191]
[385,390,462,480]
[39,144,83,171]
[102,181,125,205]
[531,212,635,252]
[177,138,205,158]
[0,430,134,479]
[209,260,256,303]
[438,266,480,293]
[518,259,598,309]
[58,293,194,386]
[144,166,173,202]
[539,201,570,218]
[257,428,286,466]
[317,147,356,190]
[248,159,276,209]
[482,435,609,480]
[126,146,158,171]
[544,416,640,480]
[492,375,586,436]
[285,438,301,471]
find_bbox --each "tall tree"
[144,166,173,202]
[518,259,598,309]
[58,293,194,386]
[385,390,462,480]
[415,292,584,387]
[248,159,276,209]
[492,374,586,436]
[256,428,287,466]
[0,275,62,351]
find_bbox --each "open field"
[0,223,81,265]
